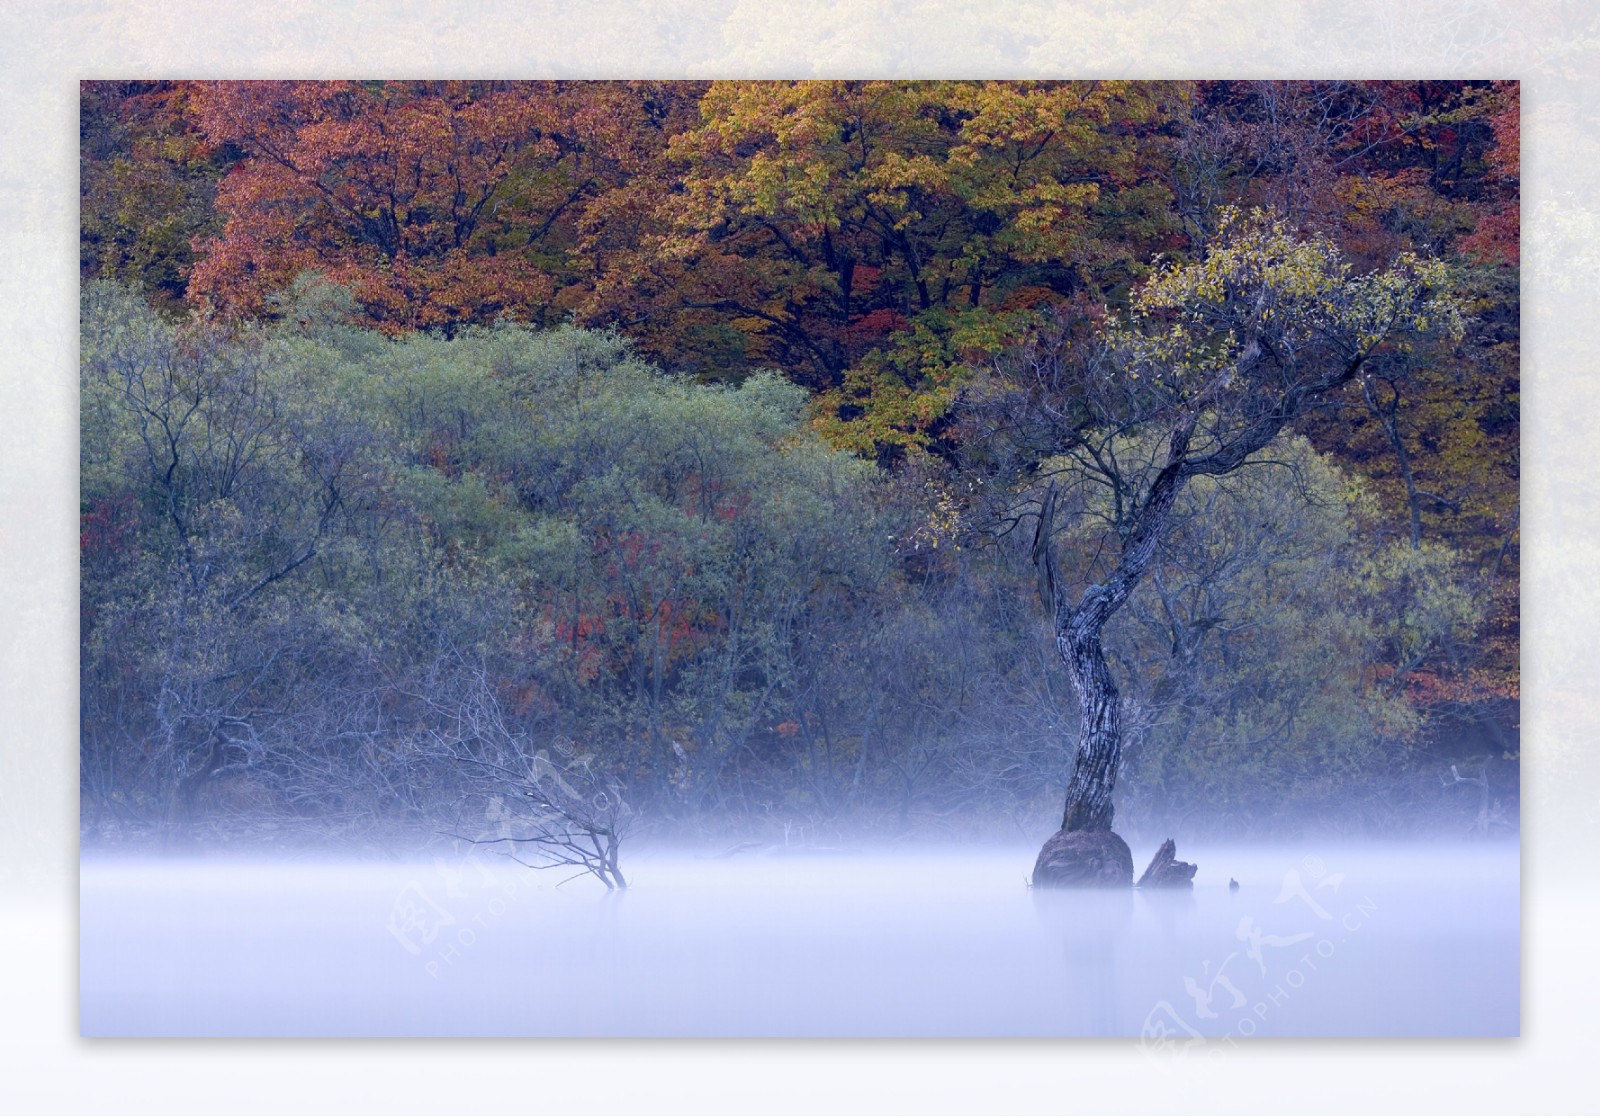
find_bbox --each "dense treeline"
[80,80,1518,847]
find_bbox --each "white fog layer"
[80,842,1517,1037]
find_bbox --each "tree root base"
[1031,828,1134,888]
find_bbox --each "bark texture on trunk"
[1058,618,1122,832]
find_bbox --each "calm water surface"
[79,842,1518,1037]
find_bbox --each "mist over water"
[79,841,1517,1037]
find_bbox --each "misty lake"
[79,841,1518,1038]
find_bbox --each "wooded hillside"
[80,81,1519,845]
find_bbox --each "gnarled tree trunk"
[993,212,1444,891]
[1032,598,1140,886]
[1030,423,1194,887]
[1058,614,1123,833]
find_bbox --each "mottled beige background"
[2,2,1591,1111]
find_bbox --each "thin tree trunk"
[1362,377,1423,549]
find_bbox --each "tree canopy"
[79,80,1520,848]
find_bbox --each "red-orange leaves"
[186,81,565,332]
[1460,82,1520,266]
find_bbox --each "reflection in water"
[1032,887,1134,1033]
[79,843,1518,1037]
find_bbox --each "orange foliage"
[184,81,671,333]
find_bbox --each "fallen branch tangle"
[448,740,633,890]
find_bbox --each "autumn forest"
[79,80,1520,861]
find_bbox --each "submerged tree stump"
[1136,838,1197,889]
[1031,828,1134,888]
